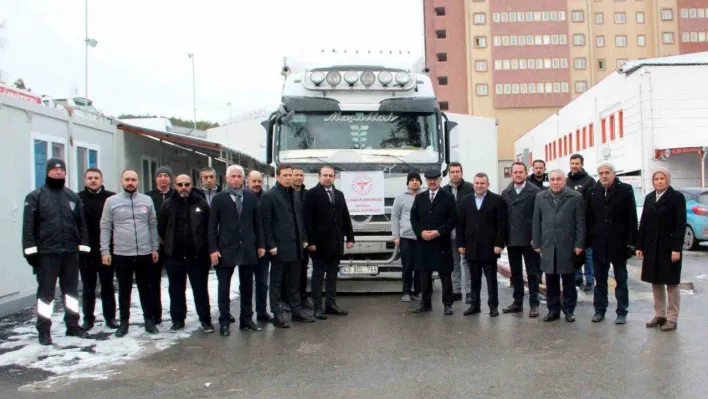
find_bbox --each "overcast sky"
[0,0,424,123]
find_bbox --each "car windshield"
[279,112,438,151]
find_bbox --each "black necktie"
[327,189,334,204]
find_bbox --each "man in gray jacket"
[391,171,422,302]
[101,169,160,337]
[532,170,585,323]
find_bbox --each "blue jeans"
[575,248,595,285]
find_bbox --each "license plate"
[340,265,379,274]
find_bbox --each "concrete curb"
[497,262,547,296]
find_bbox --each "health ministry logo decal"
[351,173,374,196]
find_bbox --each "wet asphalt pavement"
[1,247,707,398]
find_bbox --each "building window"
[476,84,489,96]
[519,35,527,45]
[510,12,517,22]
[560,34,567,45]
[561,58,568,68]
[637,35,646,47]
[437,76,448,85]
[572,10,584,22]
[75,144,100,191]
[504,84,511,94]
[545,82,553,93]
[554,82,561,93]
[661,8,673,21]
[544,59,552,69]
[503,60,510,69]
[521,83,528,93]
[474,36,487,48]
[435,30,446,39]
[511,59,519,69]
[615,35,628,47]
[501,12,509,22]
[495,84,503,95]
[596,35,605,47]
[475,60,488,72]
[550,11,558,21]
[493,36,501,46]
[573,34,585,46]
[595,13,604,24]
[474,13,486,25]
[689,8,697,18]
[520,59,527,69]
[534,11,541,21]
[700,32,707,42]
[552,58,560,69]
[518,12,525,22]
[698,9,706,18]
[436,53,448,62]
[439,101,449,111]
[32,134,66,190]
[559,11,566,21]
[510,36,518,46]
[141,156,158,193]
[561,82,569,93]
[543,11,550,21]
[682,32,690,42]
[598,59,606,70]
[575,81,588,93]
[636,12,645,24]
[681,9,689,18]
[494,60,502,70]
[615,12,626,24]
[617,59,627,69]
[551,35,559,45]
[502,36,509,46]
[574,57,587,69]
[493,12,500,23]
[662,32,675,44]
[690,32,698,42]
[511,84,519,94]
[434,7,445,16]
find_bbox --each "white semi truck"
[263,52,497,291]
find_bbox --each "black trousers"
[164,257,211,323]
[281,251,309,305]
[468,260,499,309]
[113,255,154,322]
[150,255,163,322]
[420,270,453,307]
[215,265,250,326]
[270,261,302,315]
[546,273,578,315]
[400,238,421,295]
[311,258,340,311]
[35,253,81,333]
[254,255,270,315]
[79,253,116,323]
[507,246,540,307]
[594,259,629,316]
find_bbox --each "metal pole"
[85,0,88,99]
[189,53,197,129]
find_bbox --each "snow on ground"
[0,270,239,386]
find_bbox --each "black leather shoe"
[444,305,453,315]
[282,303,292,313]
[257,313,274,323]
[220,325,230,336]
[38,331,52,346]
[565,313,576,323]
[105,319,120,329]
[411,303,432,313]
[170,321,185,332]
[153,317,163,325]
[489,308,500,317]
[239,320,263,331]
[81,320,95,331]
[314,311,327,320]
[529,307,539,318]
[201,321,215,333]
[583,283,593,293]
[272,315,291,328]
[502,303,523,314]
[229,314,236,324]
[543,313,561,322]
[66,326,89,338]
[463,307,481,316]
[115,323,129,338]
[292,311,316,322]
[452,293,463,302]
[464,293,472,304]
[325,304,348,316]
[592,313,605,323]
[575,278,584,287]
[144,319,159,335]
[301,297,314,310]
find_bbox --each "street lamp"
[85,0,98,99]
[188,53,197,129]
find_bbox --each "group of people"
[391,155,685,331]
[22,159,354,345]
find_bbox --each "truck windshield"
[279,112,438,151]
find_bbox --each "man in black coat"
[567,154,597,291]
[586,162,637,325]
[501,162,541,318]
[527,159,549,191]
[442,162,474,303]
[304,166,355,320]
[22,158,91,345]
[208,165,265,336]
[456,173,506,317]
[78,167,117,331]
[410,169,457,315]
[292,166,313,310]
[246,170,274,322]
[158,175,214,333]
[262,165,315,327]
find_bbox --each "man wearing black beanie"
[392,171,423,302]
[22,158,91,345]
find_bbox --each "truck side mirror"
[443,119,457,174]
[261,118,275,165]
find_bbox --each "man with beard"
[78,168,118,331]
[209,165,266,335]
[527,159,549,191]
[158,175,214,333]
[101,169,161,337]
[146,165,174,325]
[22,158,91,345]
[198,167,221,205]
[442,162,474,304]
[567,154,597,292]
[246,170,274,323]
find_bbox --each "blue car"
[677,188,708,251]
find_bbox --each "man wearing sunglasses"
[158,175,214,333]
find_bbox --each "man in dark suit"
[208,164,265,336]
[442,162,474,303]
[532,170,586,323]
[587,162,637,325]
[456,173,506,317]
[292,166,313,310]
[304,166,355,320]
[261,165,315,327]
[501,162,541,318]
[246,170,274,323]
[410,169,457,315]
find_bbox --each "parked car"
[676,188,708,250]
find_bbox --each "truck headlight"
[344,71,359,86]
[360,71,376,86]
[326,71,342,86]
[378,71,393,86]
[310,71,325,85]
[395,72,411,85]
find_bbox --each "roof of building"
[620,51,708,75]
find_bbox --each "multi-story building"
[425,0,708,181]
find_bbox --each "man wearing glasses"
[158,175,214,333]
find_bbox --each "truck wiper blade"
[289,156,346,172]
[376,153,419,172]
